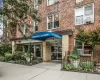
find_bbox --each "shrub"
[0,56,5,61]
[70,47,80,60]
[15,60,27,65]
[23,52,37,62]
[0,44,11,56]
[12,51,25,60]
[63,62,74,70]
[4,52,13,61]
[78,62,94,72]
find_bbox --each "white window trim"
[24,23,28,35]
[74,39,92,56]
[34,21,38,32]
[24,24,26,35]
[34,0,38,10]
[76,0,83,3]
[75,3,94,26]
[75,6,84,25]
[47,13,59,30]
[84,3,94,24]
[47,0,57,6]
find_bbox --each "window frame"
[34,0,38,10]
[75,3,94,26]
[47,13,59,30]
[47,0,57,6]
[74,39,92,56]
[54,13,59,28]
[76,0,83,3]
[34,21,38,32]
[24,23,28,35]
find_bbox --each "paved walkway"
[0,62,100,80]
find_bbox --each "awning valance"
[31,31,62,40]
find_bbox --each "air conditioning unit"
[77,49,83,55]
[84,16,94,24]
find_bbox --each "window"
[75,40,92,56]
[75,7,84,25]
[48,15,53,29]
[84,4,93,16]
[34,21,38,32]
[76,15,83,25]
[54,14,59,28]
[24,23,28,35]
[75,3,94,25]
[0,15,3,37]
[76,0,83,3]
[47,0,57,6]
[47,13,59,29]
[34,0,38,10]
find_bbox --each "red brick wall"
[15,0,100,52]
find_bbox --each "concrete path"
[0,62,100,80]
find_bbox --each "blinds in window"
[84,4,93,16]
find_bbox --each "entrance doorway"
[51,44,62,60]
[24,43,42,58]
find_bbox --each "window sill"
[75,23,94,27]
[80,54,92,57]
[47,27,60,31]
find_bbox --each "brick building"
[11,0,100,61]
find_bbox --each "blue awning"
[31,31,62,40]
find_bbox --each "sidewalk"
[0,62,100,80]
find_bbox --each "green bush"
[36,57,43,63]
[4,52,13,61]
[78,62,94,72]
[0,44,12,56]
[63,62,74,70]
[12,51,25,60]
[70,47,80,60]
[15,60,27,65]
[0,56,5,61]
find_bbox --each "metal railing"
[61,51,100,74]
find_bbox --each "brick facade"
[14,0,100,60]
[36,0,100,52]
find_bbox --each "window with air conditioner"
[75,3,94,25]
[84,4,94,24]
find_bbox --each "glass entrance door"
[51,45,62,60]
[35,45,41,57]
[24,44,42,58]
